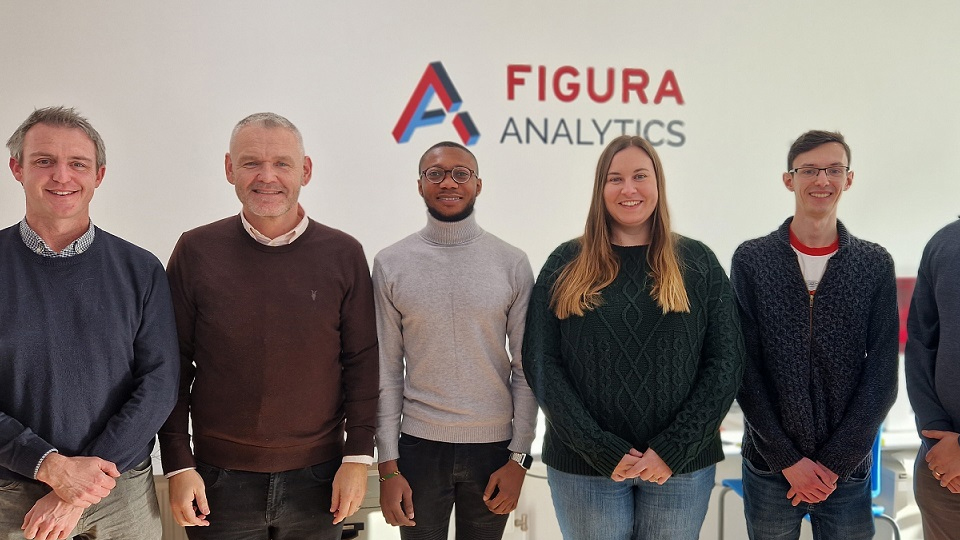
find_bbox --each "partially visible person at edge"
[731,130,898,540]
[158,112,378,540]
[907,218,960,539]
[0,106,179,540]
[374,141,537,539]
[521,135,745,540]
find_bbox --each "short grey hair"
[230,112,304,155]
[6,106,106,169]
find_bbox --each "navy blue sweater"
[731,218,899,479]
[906,219,960,452]
[0,224,179,482]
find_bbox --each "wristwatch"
[510,452,533,470]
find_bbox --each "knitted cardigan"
[731,218,899,479]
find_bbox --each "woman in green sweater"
[522,135,744,540]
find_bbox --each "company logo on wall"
[394,61,686,147]
[393,61,480,146]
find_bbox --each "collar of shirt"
[789,227,839,257]
[239,205,309,246]
[19,218,96,257]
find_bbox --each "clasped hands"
[24,454,121,540]
[781,457,838,506]
[923,429,960,494]
[611,448,672,484]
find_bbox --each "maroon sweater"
[158,216,378,473]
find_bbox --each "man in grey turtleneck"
[373,141,538,540]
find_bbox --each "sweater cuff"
[763,448,804,473]
[918,420,953,450]
[646,434,685,472]
[817,452,864,481]
[508,433,536,455]
[158,441,196,475]
[593,435,633,478]
[343,428,375,459]
[376,441,399,464]
[11,431,56,481]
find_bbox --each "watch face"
[512,452,532,469]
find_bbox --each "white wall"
[2,1,958,276]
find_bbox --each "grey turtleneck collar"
[418,210,484,246]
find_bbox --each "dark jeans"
[186,459,341,540]
[742,458,873,540]
[397,434,511,540]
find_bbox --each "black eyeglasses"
[789,166,850,179]
[420,166,477,184]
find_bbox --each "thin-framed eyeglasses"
[789,166,850,179]
[420,166,477,184]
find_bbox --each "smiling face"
[603,145,659,245]
[783,141,852,221]
[225,124,312,237]
[417,146,481,222]
[10,123,105,232]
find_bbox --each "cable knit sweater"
[731,218,899,479]
[522,236,744,478]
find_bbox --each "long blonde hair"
[550,135,689,318]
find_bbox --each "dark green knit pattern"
[522,236,744,477]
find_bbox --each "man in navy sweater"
[906,221,960,539]
[0,107,179,540]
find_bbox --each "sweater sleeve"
[731,246,805,471]
[646,243,744,472]
[506,254,538,455]
[338,243,379,458]
[814,251,899,478]
[373,256,405,463]
[82,256,180,472]
[522,245,633,477]
[158,235,199,473]
[906,234,955,449]
[0,422,56,480]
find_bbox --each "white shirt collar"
[239,205,309,246]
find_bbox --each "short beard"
[428,202,475,223]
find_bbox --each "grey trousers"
[0,457,162,540]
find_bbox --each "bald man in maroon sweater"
[158,112,379,540]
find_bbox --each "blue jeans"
[546,464,715,540]
[186,459,342,540]
[741,458,873,540]
[397,434,511,540]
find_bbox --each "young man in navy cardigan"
[731,130,899,540]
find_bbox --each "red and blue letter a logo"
[393,62,480,146]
